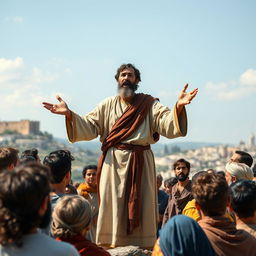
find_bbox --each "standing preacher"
[43,63,198,248]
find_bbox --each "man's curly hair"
[0,163,51,247]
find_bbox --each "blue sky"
[1,0,256,144]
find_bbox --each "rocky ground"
[108,246,152,256]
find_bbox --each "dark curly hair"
[82,165,97,179]
[0,163,51,247]
[43,150,74,184]
[0,147,19,171]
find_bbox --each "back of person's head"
[230,180,256,219]
[192,173,229,216]
[43,150,74,184]
[20,156,36,165]
[51,195,92,238]
[158,215,215,256]
[164,177,178,187]
[225,162,253,181]
[0,163,51,247]
[191,171,206,184]
[21,148,39,162]
[157,174,163,181]
[82,164,97,179]
[235,150,253,167]
[0,147,19,171]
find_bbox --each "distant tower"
[249,133,255,149]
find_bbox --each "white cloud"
[205,69,256,100]
[0,57,66,113]
[0,57,24,73]
[4,16,24,23]
[240,69,256,86]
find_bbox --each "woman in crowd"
[152,215,216,256]
[51,195,110,256]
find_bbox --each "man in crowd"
[230,179,256,238]
[225,161,253,185]
[43,149,74,208]
[156,174,169,236]
[43,63,198,248]
[0,147,19,171]
[193,172,256,256]
[229,150,253,167]
[0,163,79,256]
[162,159,193,225]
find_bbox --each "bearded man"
[162,158,193,226]
[43,64,198,248]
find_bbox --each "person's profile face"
[225,171,233,185]
[230,153,241,163]
[165,185,172,195]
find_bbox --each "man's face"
[230,153,241,163]
[175,162,189,182]
[117,68,138,98]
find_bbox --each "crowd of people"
[0,147,255,256]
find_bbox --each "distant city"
[0,120,255,182]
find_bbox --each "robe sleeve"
[152,101,187,139]
[65,100,106,143]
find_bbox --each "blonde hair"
[51,195,92,238]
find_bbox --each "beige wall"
[0,120,40,135]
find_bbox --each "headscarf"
[159,215,216,256]
[225,162,253,180]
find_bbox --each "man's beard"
[38,201,52,229]
[176,173,189,182]
[118,81,138,98]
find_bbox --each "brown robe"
[199,216,256,256]
[162,180,193,226]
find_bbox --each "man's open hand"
[42,95,71,119]
[177,84,198,107]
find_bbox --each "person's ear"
[195,201,201,211]
[7,163,15,171]
[231,175,237,183]
[38,195,49,216]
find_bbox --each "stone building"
[0,120,40,135]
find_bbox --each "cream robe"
[66,95,187,248]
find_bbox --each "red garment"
[56,235,110,256]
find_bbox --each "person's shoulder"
[159,190,168,198]
[34,233,79,255]
[100,96,118,104]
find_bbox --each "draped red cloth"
[97,93,159,234]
